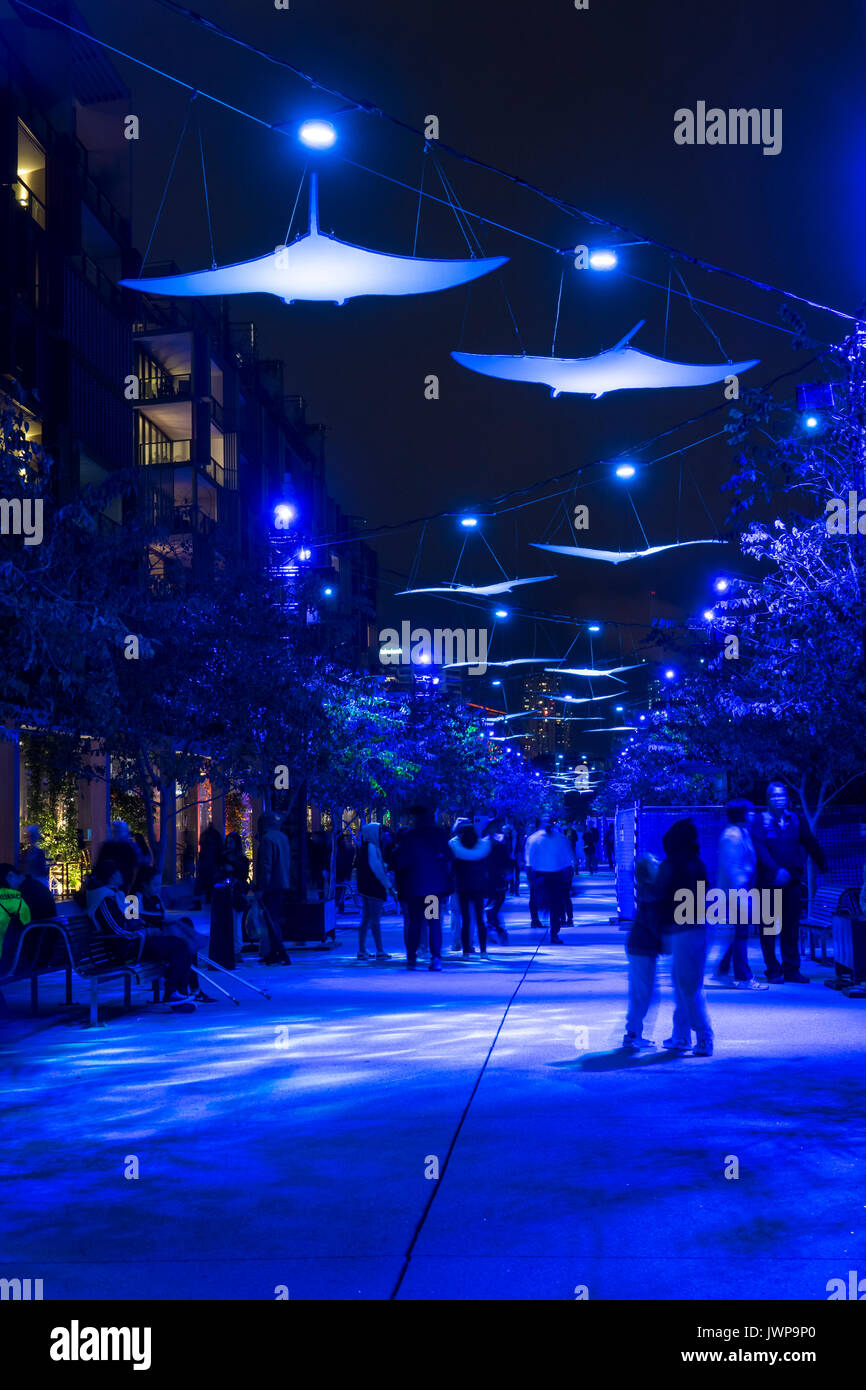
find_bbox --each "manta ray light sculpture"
[452,321,758,398]
[396,575,555,597]
[443,656,565,670]
[120,174,508,305]
[531,540,724,564]
[586,726,638,733]
[545,663,643,678]
[549,692,619,705]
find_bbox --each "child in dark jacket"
[623,853,662,1051]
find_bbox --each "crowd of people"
[0,783,846,1049]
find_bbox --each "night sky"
[75,0,866,697]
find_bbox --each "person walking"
[449,820,492,959]
[712,800,767,991]
[19,826,49,887]
[195,822,224,906]
[355,823,392,961]
[656,818,713,1056]
[751,781,826,984]
[583,824,599,875]
[255,813,291,964]
[483,819,511,945]
[525,820,575,944]
[392,805,453,971]
[604,823,615,872]
[220,831,251,961]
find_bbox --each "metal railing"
[12,178,46,229]
[139,375,192,403]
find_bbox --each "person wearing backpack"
[0,865,32,977]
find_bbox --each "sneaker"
[375,952,392,961]
[734,977,768,990]
[496,929,510,944]
[765,970,784,983]
[784,972,810,984]
[693,1036,714,1057]
[622,1032,656,1052]
[428,957,442,972]
[356,950,375,961]
[549,934,566,944]
[478,950,489,959]
[168,996,197,1013]
[712,971,734,986]
[663,1036,690,1051]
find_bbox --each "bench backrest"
[40,915,135,977]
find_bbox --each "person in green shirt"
[0,865,32,975]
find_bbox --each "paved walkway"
[1,873,864,1301]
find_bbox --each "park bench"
[799,886,838,964]
[1,915,162,1027]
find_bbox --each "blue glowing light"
[121,174,508,306]
[615,463,636,479]
[492,680,502,687]
[664,668,676,680]
[274,503,297,526]
[703,608,715,621]
[589,249,618,271]
[495,608,508,618]
[298,119,338,150]
[714,576,729,593]
[804,414,819,430]
[297,547,312,561]
[460,516,479,528]
[588,623,601,632]
[323,587,334,597]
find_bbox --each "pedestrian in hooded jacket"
[355,823,392,961]
[392,805,453,971]
[449,820,492,958]
[656,818,713,1056]
[751,780,825,983]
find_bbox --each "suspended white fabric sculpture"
[545,663,644,678]
[443,656,564,670]
[452,321,758,398]
[548,692,619,704]
[531,540,724,564]
[586,726,638,732]
[396,575,555,597]
[120,174,508,305]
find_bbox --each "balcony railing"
[139,439,192,467]
[12,178,46,229]
[140,375,192,403]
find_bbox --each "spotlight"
[459,515,479,528]
[297,548,312,561]
[588,623,601,632]
[615,705,624,712]
[298,119,337,150]
[713,577,729,594]
[495,608,509,619]
[274,502,297,527]
[804,414,819,430]
[589,249,618,271]
[614,463,636,479]
[664,668,676,680]
[703,608,714,622]
[491,680,502,687]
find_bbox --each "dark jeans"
[140,932,195,998]
[717,921,752,981]
[486,889,506,929]
[262,890,289,960]
[404,895,443,964]
[760,881,802,977]
[459,893,487,953]
[539,868,571,936]
[528,869,543,925]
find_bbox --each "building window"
[14,122,46,229]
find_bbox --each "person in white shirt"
[524,821,575,944]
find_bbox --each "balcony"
[140,375,192,404]
[12,178,45,229]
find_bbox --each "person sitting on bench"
[85,859,197,1013]
[0,864,32,976]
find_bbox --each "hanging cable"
[412,145,428,256]
[551,266,565,357]
[673,263,730,361]
[141,90,198,269]
[663,262,672,356]
[284,165,308,244]
[196,112,216,268]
